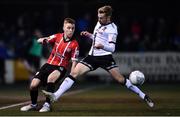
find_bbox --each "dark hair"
[98,5,113,17]
[64,18,76,24]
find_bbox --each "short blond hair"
[64,18,75,24]
[98,5,113,17]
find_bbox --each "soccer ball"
[129,70,145,85]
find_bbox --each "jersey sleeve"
[108,24,118,44]
[103,24,118,52]
[71,41,79,61]
[47,34,57,43]
[108,33,117,44]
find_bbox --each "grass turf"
[0,82,180,116]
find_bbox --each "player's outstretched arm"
[37,37,50,44]
[94,43,115,52]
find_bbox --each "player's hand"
[80,31,92,37]
[37,38,48,44]
[94,43,104,49]
[37,38,44,43]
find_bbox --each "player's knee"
[29,79,39,90]
[47,70,60,83]
[47,76,58,83]
[30,84,38,90]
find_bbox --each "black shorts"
[80,55,118,71]
[33,63,66,86]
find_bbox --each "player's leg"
[108,67,154,107]
[109,67,146,98]
[21,63,50,111]
[20,78,41,111]
[42,62,91,102]
[55,62,90,99]
[39,70,61,112]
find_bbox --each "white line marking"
[0,101,31,110]
[0,85,104,110]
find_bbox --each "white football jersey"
[88,21,118,56]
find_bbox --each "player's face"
[98,13,108,25]
[63,23,75,38]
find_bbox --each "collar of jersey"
[100,22,112,26]
[63,35,71,42]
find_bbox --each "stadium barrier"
[87,52,180,82]
[4,58,46,84]
[4,52,180,84]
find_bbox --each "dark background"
[0,0,180,56]
[0,0,180,84]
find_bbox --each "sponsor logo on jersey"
[53,52,65,59]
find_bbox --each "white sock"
[54,77,75,100]
[125,79,145,99]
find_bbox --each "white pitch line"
[0,85,104,110]
[0,101,31,110]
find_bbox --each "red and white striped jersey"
[46,33,79,69]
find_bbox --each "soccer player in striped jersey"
[20,18,79,112]
[43,5,154,108]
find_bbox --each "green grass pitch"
[0,82,180,116]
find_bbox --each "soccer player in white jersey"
[42,5,154,108]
